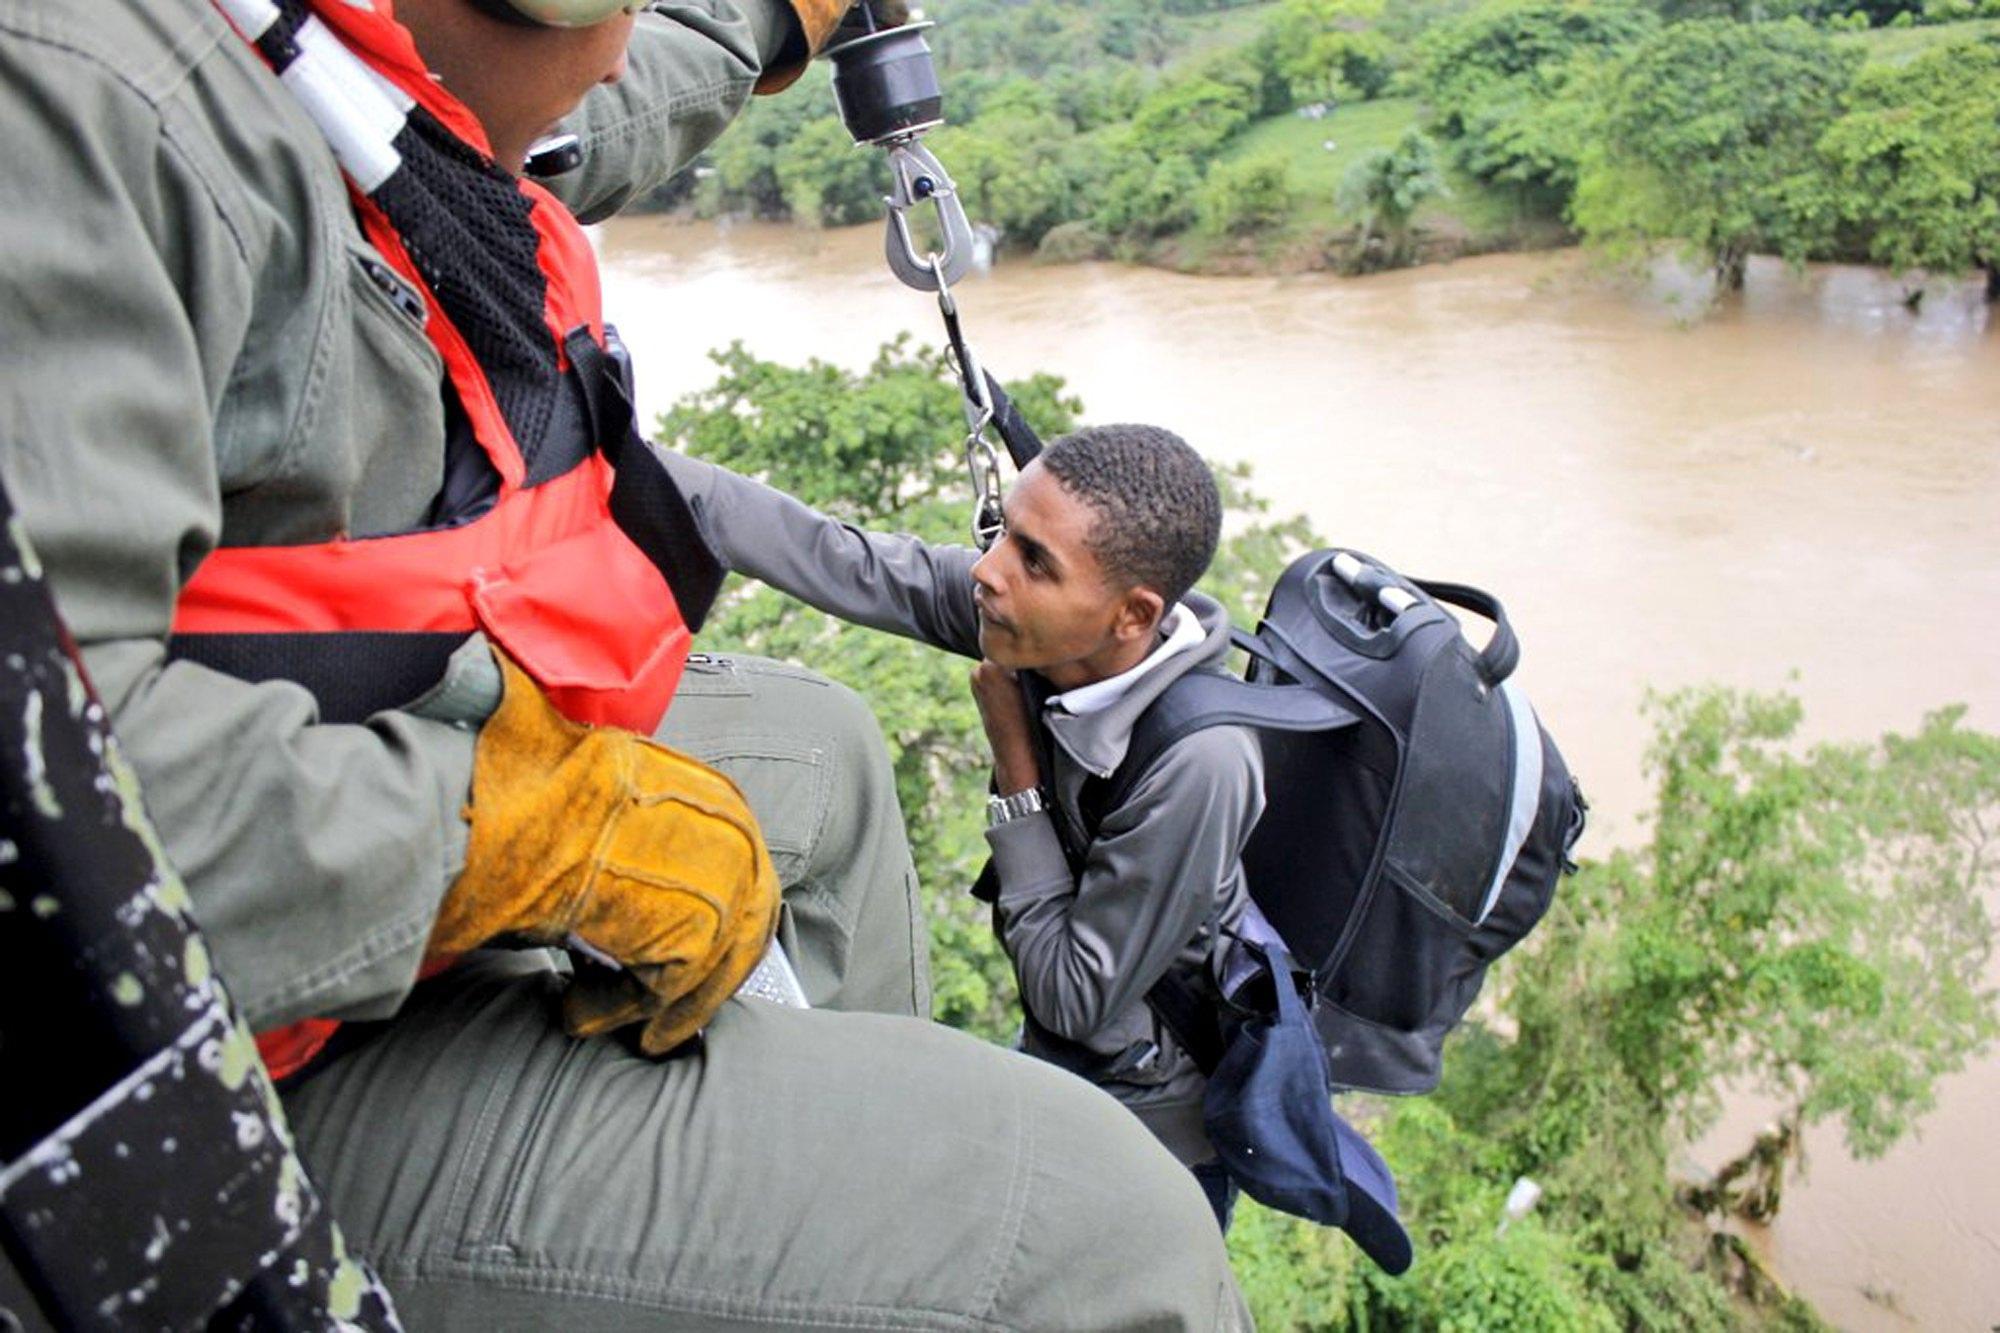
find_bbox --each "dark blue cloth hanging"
[1203,944,1414,1275]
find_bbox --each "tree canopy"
[1818,34,2000,287]
[1569,19,1861,286]
[1416,0,1658,205]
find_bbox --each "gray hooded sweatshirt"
[664,452,1266,1163]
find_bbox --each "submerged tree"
[1311,690,2000,1330]
[1818,35,2000,302]
[1570,20,1858,290]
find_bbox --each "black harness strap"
[982,370,1045,470]
[1103,668,1367,1076]
[565,328,725,631]
[169,631,468,725]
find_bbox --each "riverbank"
[656,10,2000,285]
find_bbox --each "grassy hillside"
[1206,96,1565,265]
[1839,13,2000,59]
[1172,0,1281,65]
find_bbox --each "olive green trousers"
[282,657,1248,1330]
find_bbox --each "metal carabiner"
[964,419,1006,551]
[883,139,977,292]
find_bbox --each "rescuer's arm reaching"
[655,449,986,657]
[553,0,860,222]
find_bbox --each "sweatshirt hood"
[1038,592,1233,779]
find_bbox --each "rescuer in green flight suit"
[0,0,1249,1326]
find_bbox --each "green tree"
[1196,154,1298,235]
[1415,0,1658,211]
[1587,693,1999,1155]
[928,110,1089,246]
[1260,0,1398,106]
[695,81,842,219]
[1819,36,2000,299]
[1253,690,2000,1331]
[1569,20,1859,289]
[773,115,891,227]
[1088,135,1204,241]
[1338,128,1449,267]
[1129,73,1260,163]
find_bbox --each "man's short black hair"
[1038,424,1221,608]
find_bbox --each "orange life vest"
[182,0,720,1079]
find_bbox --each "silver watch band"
[986,786,1048,827]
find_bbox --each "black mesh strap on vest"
[170,632,468,726]
[170,3,724,716]
[373,106,565,475]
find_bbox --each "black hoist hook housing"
[825,16,944,147]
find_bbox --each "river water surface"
[596,217,1999,1330]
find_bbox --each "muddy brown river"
[597,217,1999,1331]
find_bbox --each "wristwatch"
[986,786,1049,828]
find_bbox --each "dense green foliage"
[1231,690,1999,1328]
[1570,20,1860,286]
[684,0,1409,257]
[1415,0,1659,209]
[1818,34,2000,284]
[1413,3,2000,289]
[660,347,2000,1327]
[1259,0,1399,104]
[665,0,2000,289]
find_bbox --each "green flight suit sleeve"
[552,0,808,223]
[0,7,475,1033]
[658,449,986,657]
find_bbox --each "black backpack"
[1110,548,1587,1096]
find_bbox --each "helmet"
[468,0,647,28]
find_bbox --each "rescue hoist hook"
[883,139,978,293]
[827,6,1014,548]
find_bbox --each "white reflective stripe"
[280,16,405,193]
[1477,681,1544,926]
[355,52,416,116]
[295,16,411,138]
[210,0,283,41]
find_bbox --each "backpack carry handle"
[1411,579,1519,686]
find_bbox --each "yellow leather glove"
[757,0,905,94]
[432,650,779,1054]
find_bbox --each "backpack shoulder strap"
[1101,666,1363,814]
[1094,664,1364,1077]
